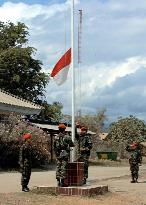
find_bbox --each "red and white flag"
[51,48,71,85]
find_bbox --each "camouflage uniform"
[126,145,142,182]
[53,132,74,180]
[76,132,92,180]
[19,142,32,189]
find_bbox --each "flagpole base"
[64,162,84,186]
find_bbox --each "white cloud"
[105,56,146,86]
[47,55,146,117]
[0,1,71,23]
[1,0,146,122]
[76,56,146,94]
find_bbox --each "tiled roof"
[0,89,42,110]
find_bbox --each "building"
[99,132,109,141]
[0,89,42,117]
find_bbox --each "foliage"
[0,113,50,168]
[76,109,106,133]
[108,115,146,143]
[0,21,48,101]
[38,101,63,122]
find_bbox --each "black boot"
[60,179,67,187]
[22,186,29,192]
[131,175,135,183]
[83,178,86,184]
[57,179,60,187]
[26,186,30,191]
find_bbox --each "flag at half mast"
[51,48,71,85]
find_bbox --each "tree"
[39,101,63,122]
[108,115,146,143]
[0,21,48,101]
[76,108,106,133]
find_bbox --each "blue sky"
[1,0,146,123]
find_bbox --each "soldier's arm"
[53,139,58,154]
[125,145,132,152]
[19,145,24,168]
[66,135,74,148]
[75,126,80,141]
[86,135,93,150]
[138,150,142,164]
[69,137,74,147]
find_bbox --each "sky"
[1,0,146,123]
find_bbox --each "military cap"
[23,133,32,140]
[58,123,66,129]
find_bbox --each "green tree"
[108,115,146,143]
[39,101,63,122]
[0,21,48,101]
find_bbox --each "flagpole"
[71,0,75,162]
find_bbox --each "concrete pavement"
[0,165,133,193]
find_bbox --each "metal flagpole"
[71,0,75,162]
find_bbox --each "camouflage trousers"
[21,166,31,187]
[129,161,139,180]
[56,158,68,180]
[78,154,89,179]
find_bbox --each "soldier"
[19,133,32,192]
[126,142,142,183]
[53,123,74,187]
[75,125,93,184]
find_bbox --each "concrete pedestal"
[33,185,108,196]
[32,162,108,196]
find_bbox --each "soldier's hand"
[76,122,80,128]
[80,148,86,151]
[80,147,89,151]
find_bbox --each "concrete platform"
[32,184,108,196]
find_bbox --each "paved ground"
[0,166,130,193]
[0,165,146,204]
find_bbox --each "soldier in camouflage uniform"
[75,125,93,184]
[126,142,142,183]
[19,133,32,192]
[53,124,74,187]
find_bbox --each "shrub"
[0,113,50,168]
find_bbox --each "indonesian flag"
[51,48,71,85]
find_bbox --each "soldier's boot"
[135,174,138,183]
[131,174,135,183]
[83,178,86,185]
[57,179,60,187]
[22,186,29,192]
[60,179,67,187]
[26,186,30,191]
